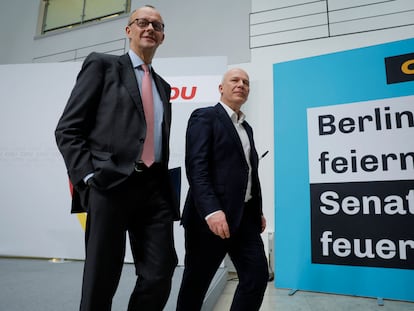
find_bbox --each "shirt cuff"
[83,173,94,184]
[205,210,222,220]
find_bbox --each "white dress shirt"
[219,102,252,203]
[205,102,253,220]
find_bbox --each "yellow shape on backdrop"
[77,213,87,231]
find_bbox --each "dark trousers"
[79,167,178,311]
[176,202,269,311]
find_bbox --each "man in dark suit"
[176,68,269,311]
[55,5,179,311]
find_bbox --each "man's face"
[219,69,250,109]
[126,7,165,54]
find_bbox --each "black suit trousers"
[176,202,269,311]
[80,166,178,311]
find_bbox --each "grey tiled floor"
[0,257,224,311]
[213,273,414,311]
[1,258,413,311]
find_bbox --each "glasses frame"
[128,18,165,32]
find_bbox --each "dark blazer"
[55,52,178,217]
[181,103,263,233]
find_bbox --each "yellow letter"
[401,59,414,75]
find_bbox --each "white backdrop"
[0,56,226,264]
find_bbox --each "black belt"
[134,161,162,173]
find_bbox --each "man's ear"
[125,25,132,40]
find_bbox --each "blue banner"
[274,38,414,301]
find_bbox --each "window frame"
[38,0,131,35]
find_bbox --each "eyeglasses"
[128,18,164,32]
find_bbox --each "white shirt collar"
[219,102,246,124]
[128,50,152,70]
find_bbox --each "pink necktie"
[140,64,155,167]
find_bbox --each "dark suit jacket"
[181,103,263,233]
[55,52,178,218]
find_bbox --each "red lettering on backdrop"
[181,86,197,100]
[170,86,197,100]
[171,87,180,100]
[69,179,74,196]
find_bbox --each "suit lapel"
[243,121,259,169]
[153,69,169,104]
[119,55,169,115]
[118,54,143,112]
[215,104,247,161]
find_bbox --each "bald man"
[176,68,268,311]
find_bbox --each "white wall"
[0,0,250,64]
[0,0,413,260]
